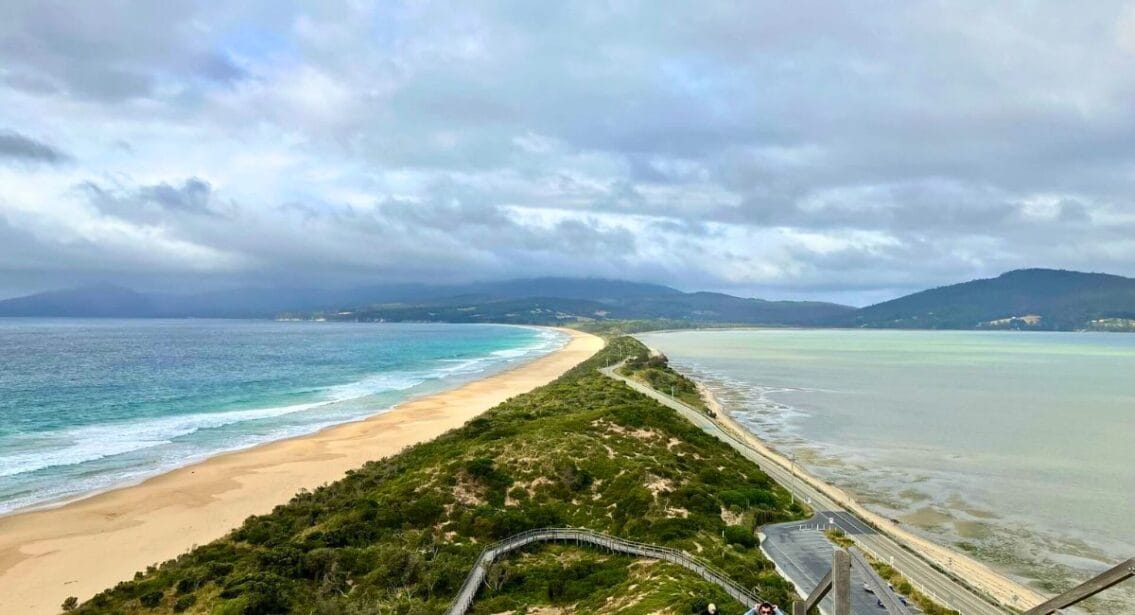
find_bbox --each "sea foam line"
[0,330,566,482]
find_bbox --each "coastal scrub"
[75,336,803,614]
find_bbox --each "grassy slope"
[75,337,804,615]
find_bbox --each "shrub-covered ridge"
[75,336,804,614]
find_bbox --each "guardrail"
[444,527,766,614]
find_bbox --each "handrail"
[445,527,766,614]
[1023,558,1135,615]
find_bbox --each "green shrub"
[724,525,758,548]
[174,576,197,595]
[172,594,196,613]
[138,590,163,608]
[404,494,446,526]
[670,485,720,516]
[720,487,777,509]
[236,572,290,615]
[651,517,701,541]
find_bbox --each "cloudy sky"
[2,2,1135,304]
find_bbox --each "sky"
[2,2,1135,305]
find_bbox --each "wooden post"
[833,548,851,615]
[797,569,832,615]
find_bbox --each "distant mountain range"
[2,269,1134,331]
[313,290,852,326]
[0,278,852,325]
[831,268,1135,331]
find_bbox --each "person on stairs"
[744,602,785,615]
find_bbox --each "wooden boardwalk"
[444,527,766,614]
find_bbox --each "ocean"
[637,328,1135,610]
[0,319,565,515]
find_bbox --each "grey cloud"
[0,213,59,269]
[647,218,713,237]
[83,178,221,222]
[3,2,1135,302]
[724,181,1026,233]
[0,2,249,102]
[548,218,637,255]
[376,198,516,231]
[1056,200,1092,223]
[194,52,248,86]
[62,177,646,294]
[0,210,195,281]
[2,69,60,95]
[0,130,69,163]
[138,179,216,215]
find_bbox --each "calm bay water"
[638,329,1135,606]
[0,320,565,515]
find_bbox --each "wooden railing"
[444,527,765,614]
[791,549,1135,615]
[1022,558,1134,615]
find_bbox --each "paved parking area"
[760,516,922,615]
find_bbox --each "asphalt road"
[761,515,924,615]
[600,366,1009,615]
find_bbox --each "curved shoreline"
[0,327,604,615]
[0,325,567,519]
[690,375,1048,610]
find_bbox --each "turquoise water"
[0,320,565,514]
[638,329,1135,606]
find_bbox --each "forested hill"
[0,278,853,325]
[14,270,1134,331]
[0,278,683,319]
[322,292,852,326]
[832,269,1135,331]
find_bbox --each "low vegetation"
[869,561,959,615]
[75,336,804,614]
[617,349,711,414]
[824,528,957,615]
[823,528,854,549]
[472,547,747,614]
[569,319,740,337]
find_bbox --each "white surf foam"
[0,332,568,481]
[324,371,426,402]
[0,400,331,478]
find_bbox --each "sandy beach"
[0,327,603,614]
